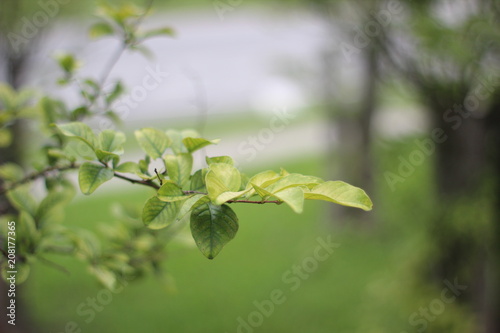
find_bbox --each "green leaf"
[114,161,140,174]
[142,196,182,230]
[165,130,185,154]
[304,181,373,211]
[190,203,239,259]
[251,184,304,214]
[164,153,193,188]
[205,163,241,201]
[0,163,24,182]
[98,130,125,154]
[106,81,125,105]
[18,210,39,250]
[140,27,175,39]
[244,170,281,197]
[213,189,251,206]
[177,194,210,221]
[89,22,115,39]
[135,128,170,159]
[6,186,37,217]
[157,180,190,202]
[56,122,97,149]
[0,128,12,147]
[36,189,72,224]
[95,150,119,166]
[182,137,220,153]
[266,174,323,193]
[54,53,78,74]
[206,156,234,166]
[78,162,114,195]
[190,168,208,192]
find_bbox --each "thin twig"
[113,173,160,189]
[0,163,78,195]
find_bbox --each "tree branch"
[0,163,79,195]
[113,173,160,190]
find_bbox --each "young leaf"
[89,22,115,39]
[206,156,234,166]
[6,186,38,217]
[251,184,304,213]
[140,27,175,40]
[78,162,114,195]
[177,194,210,221]
[165,129,185,154]
[157,180,190,202]
[213,189,251,206]
[114,161,141,174]
[0,163,24,182]
[98,130,125,154]
[205,163,241,201]
[142,196,182,230]
[135,128,170,159]
[266,174,323,193]
[190,203,239,259]
[164,153,193,188]
[56,122,97,149]
[244,170,281,197]
[182,137,220,153]
[190,168,208,192]
[304,181,373,211]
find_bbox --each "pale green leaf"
[206,156,234,166]
[304,181,373,211]
[0,163,24,182]
[251,184,304,213]
[157,180,190,202]
[213,189,251,206]
[205,163,241,201]
[182,137,220,153]
[98,130,125,154]
[89,22,115,39]
[190,203,238,259]
[78,162,114,195]
[177,194,210,221]
[56,122,97,149]
[6,186,37,217]
[164,153,193,188]
[135,128,170,159]
[142,196,182,230]
[114,161,140,174]
[190,168,208,192]
[266,173,323,193]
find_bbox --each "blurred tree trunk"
[484,94,500,333]
[0,1,36,332]
[316,1,378,227]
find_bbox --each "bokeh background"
[1,0,499,332]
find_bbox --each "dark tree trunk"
[484,94,500,333]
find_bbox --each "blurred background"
[1,0,499,332]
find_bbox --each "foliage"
[0,3,372,288]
